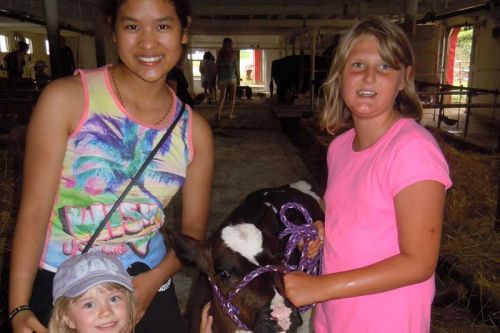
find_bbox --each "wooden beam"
[191,4,344,17]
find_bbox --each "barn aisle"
[168,97,319,314]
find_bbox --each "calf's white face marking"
[221,223,263,266]
[270,288,292,332]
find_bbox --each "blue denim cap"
[52,252,133,304]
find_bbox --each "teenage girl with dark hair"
[9,1,213,332]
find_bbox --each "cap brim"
[56,272,133,301]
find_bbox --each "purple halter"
[209,202,323,331]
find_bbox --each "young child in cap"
[49,252,214,333]
[49,252,135,333]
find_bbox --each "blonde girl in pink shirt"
[284,18,451,332]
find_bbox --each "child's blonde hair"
[48,282,136,333]
[320,17,423,134]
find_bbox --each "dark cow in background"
[269,55,330,104]
[167,181,324,333]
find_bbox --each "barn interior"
[0,0,499,149]
[0,0,499,332]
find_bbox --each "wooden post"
[496,171,500,233]
[44,0,62,78]
[404,0,417,41]
[299,32,305,97]
[310,28,318,113]
[463,91,472,139]
[437,89,444,129]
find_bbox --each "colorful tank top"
[40,66,193,272]
[217,51,236,82]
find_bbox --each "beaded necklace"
[110,67,170,126]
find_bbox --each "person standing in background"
[167,46,194,108]
[34,60,50,90]
[199,51,216,104]
[59,37,76,77]
[216,37,238,120]
[2,40,29,79]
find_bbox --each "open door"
[446,25,474,100]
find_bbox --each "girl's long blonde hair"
[320,17,423,134]
[48,283,136,333]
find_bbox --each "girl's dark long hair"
[102,0,191,31]
[218,37,234,63]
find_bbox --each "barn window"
[24,37,34,54]
[190,50,205,78]
[0,35,9,53]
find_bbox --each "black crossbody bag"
[81,103,186,275]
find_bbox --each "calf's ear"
[257,206,281,237]
[165,226,213,275]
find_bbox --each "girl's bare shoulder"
[39,74,83,103]
[32,74,85,131]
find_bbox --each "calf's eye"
[216,269,230,280]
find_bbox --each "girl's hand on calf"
[200,302,213,333]
[298,220,325,259]
[307,220,325,258]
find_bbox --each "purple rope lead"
[278,202,323,277]
[279,202,323,312]
[209,202,323,330]
[209,265,282,331]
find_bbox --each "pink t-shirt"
[315,118,452,333]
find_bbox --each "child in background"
[34,60,51,90]
[49,252,135,333]
[284,18,452,333]
[199,51,217,104]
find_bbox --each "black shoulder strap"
[82,103,186,254]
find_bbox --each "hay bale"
[431,132,500,328]
[431,305,497,333]
[440,142,498,230]
[0,211,14,296]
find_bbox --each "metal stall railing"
[416,81,499,150]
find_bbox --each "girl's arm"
[132,111,214,320]
[9,77,84,333]
[285,180,445,306]
[215,51,221,75]
[179,112,214,239]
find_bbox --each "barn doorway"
[446,25,474,102]
[239,49,263,87]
